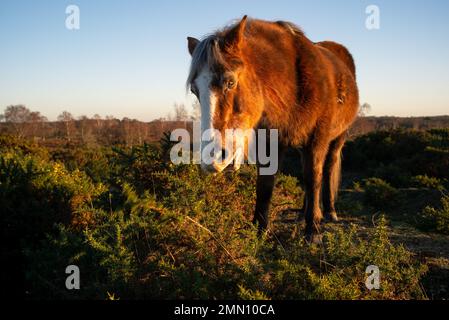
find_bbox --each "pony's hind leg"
[302,141,329,243]
[322,132,347,222]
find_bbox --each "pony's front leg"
[302,142,329,243]
[253,172,276,232]
[252,140,286,233]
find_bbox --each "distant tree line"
[348,115,449,137]
[1,104,448,146]
[0,104,194,146]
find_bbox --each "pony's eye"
[227,79,236,90]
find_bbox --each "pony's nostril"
[221,149,229,161]
[213,149,228,162]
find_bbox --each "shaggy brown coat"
[187,16,359,242]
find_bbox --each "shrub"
[321,217,427,299]
[0,150,106,239]
[344,129,449,186]
[1,134,430,300]
[25,174,427,300]
[363,178,400,210]
[411,175,445,191]
[0,147,107,298]
[418,194,449,235]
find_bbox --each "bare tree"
[78,115,89,142]
[121,117,133,146]
[3,105,32,137]
[29,111,47,122]
[358,103,372,117]
[58,111,75,141]
[28,111,48,140]
[173,103,189,121]
[1,105,49,138]
[3,105,31,122]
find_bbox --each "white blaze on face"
[195,66,235,172]
[195,66,216,143]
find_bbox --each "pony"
[186,16,359,243]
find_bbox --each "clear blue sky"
[1,0,448,121]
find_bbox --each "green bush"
[0,134,431,300]
[363,178,400,210]
[23,164,427,300]
[0,150,106,239]
[411,175,445,191]
[418,194,449,235]
[26,188,427,300]
[344,129,449,186]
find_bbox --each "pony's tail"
[330,150,342,200]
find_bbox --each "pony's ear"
[187,37,200,55]
[222,15,248,52]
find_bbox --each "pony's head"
[187,16,264,173]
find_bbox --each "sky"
[0,0,448,121]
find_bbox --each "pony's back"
[316,41,356,79]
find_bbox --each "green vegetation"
[419,195,449,235]
[363,178,400,210]
[1,128,449,300]
[344,128,449,187]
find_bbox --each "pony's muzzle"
[200,148,239,173]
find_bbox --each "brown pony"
[186,16,359,243]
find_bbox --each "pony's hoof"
[324,211,339,222]
[305,233,323,245]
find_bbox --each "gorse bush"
[26,181,260,299]
[411,175,446,191]
[0,149,105,239]
[239,217,426,300]
[26,182,427,299]
[0,139,108,298]
[0,134,430,299]
[344,129,449,187]
[418,194,449,235]
[322,218,427,299]
[363,178,400,210]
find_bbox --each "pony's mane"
[186,35,223,89]
[186,19,305,90]
[275,21,304,36]
[186,18,250,89]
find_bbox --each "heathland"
[1,110,448,299]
